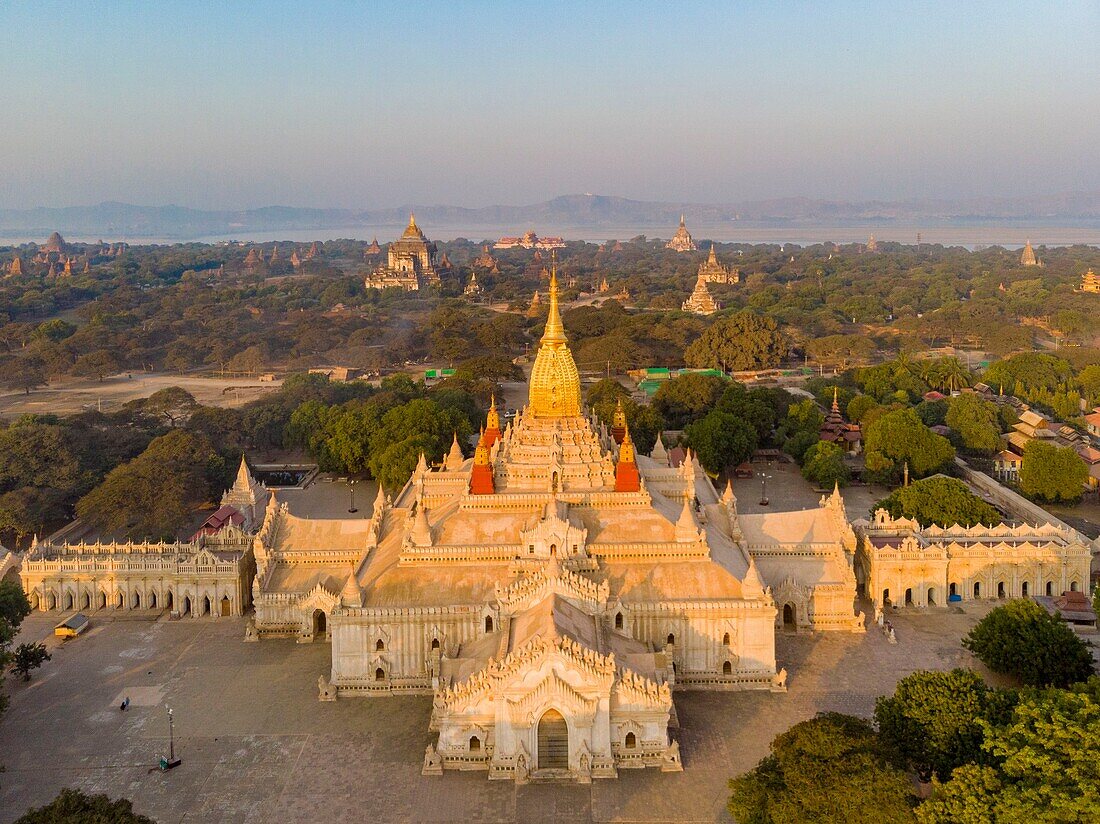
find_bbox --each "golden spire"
[486,395,500,431]
[528,253,581,417]
[613,397,627,429]
[707,243,717,264]
[618,426,635,464]
[541,258,566,345]
[473,427,490,465]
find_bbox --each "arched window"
[614,613,623,630]
[722,632,730,646]
[1021,582,1029,597]
[485,615,494,633]
[375,667,385,682]
[376,638,385,651]
[666,633,675,646]
[722,660,732,675]
[1070,581,1079,592]
[431,638,440,651]
[624,732,636,749]
[469,736,481,752]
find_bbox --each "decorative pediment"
[298,582,339,613]
[495,564,609,613]
[506,668,600,724]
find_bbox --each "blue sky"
[1,1,1097,209]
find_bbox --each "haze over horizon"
[2,1,1098,212]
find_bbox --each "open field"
[0,373,282,419]
[0,603,1002,824]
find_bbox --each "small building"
[992,450,1023,482]
[856,509,1092,609]
[55,613,90,637]
[1035,590,1097,627]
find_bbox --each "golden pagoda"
[529,263,581,418]
[1081,268,1100,294]
[665,214,697,252]
[365,213,441,291]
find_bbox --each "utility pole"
[160,706,181,770]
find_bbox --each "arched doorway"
[927,588,935,606]
[615,613,623,630]
[81,591,90,610]
[115,592,124,608]
[312,609,327,639]
[374,667,385,682]
[882,589,891,608]
[221,596,231,616]
[64,591,74,610]
[722,660,732,675]
[1070,581,1079,592]
[183,596,193,616]
[1045,581,1053,596]
[469,736,481,752]
[997,581,1006,598]
[166,590,174,610]
[973,582,981,599]
[202,596,211,616]
[98,591,107,609]
[782,604,795,629]
[133,592,141,609]
[537,709,569,770]
[904,588,913,606]
[949,582,957,598]
[46,591,56,610]
[1021,582,1029,597]
[484,615,494,633]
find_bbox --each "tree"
[847,394,880,424]
[863,408,955,480]
[917,680,1100,824]
[962,599,1095,688]
[684,411,757,475]
[875,669,1014,782]
[801,441,850,488]
[0,579,32,629]
[3,356,47,395]
[367,398,472,491]
[716,383,779,443]
[71,349,120,381]
[75,430,227,539]
[684,310,789,372]
[652,373,727,429]
[944,394,1001,454]
[728,712,916,824]
[806,334,876,369]
[872,477,1000,528]
[982,353,1072,398]
[11,641,50,681]
[1018,440,1088,503]
[14,788,155,824]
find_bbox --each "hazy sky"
[2,1,1098,210]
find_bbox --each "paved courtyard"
[0,603,997,824]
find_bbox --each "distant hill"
[3,192,1100,240]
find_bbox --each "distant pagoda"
[1020,240,1042,267]
[682,273,720,315]
[665,214,697,252]
[1080,268,1100,293]
[697,244,738,284]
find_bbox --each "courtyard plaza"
[0,603,999,824]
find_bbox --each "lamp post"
[759,472,771,507]
[160,706,181,770]
[347,479,358,514]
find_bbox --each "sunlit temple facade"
[247,266,863,782]
[365,214,442,291]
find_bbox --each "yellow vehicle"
[54,612,90,638]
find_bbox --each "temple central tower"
[528,266,581,417]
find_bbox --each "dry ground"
[0,604,997,824]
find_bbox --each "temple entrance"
[64,592,73,610]
[202,596,211,616]
[927,588,935,606]
[183,596,193,616]
[904,588,913,606]
[221,596,231,616]
[537,709,569,770]
[166,590,174,610]
[312,609,327,639]
[782,603,795,629]
[997,581,1006,598]
[81,592,90,610]
[1021,582,1028,597]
